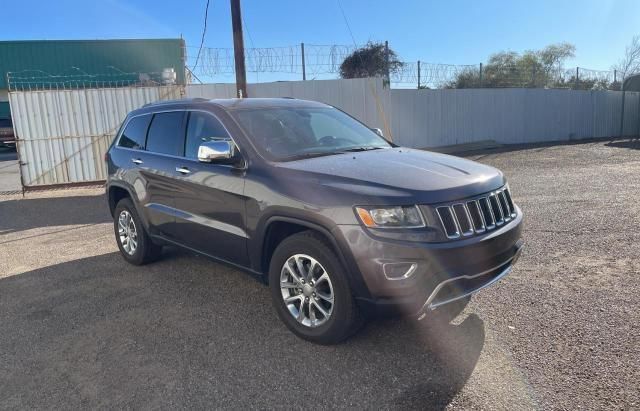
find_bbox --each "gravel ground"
[0,139,638,409]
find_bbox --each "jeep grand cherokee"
[105,98,523,344]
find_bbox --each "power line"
[192,0,211,72]
[240,6,258,82]
[336,0,358,49]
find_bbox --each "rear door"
[134,111,187,236]
[112,113,174,234]
[168,110,249,266]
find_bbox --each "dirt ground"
[0,139,638,409]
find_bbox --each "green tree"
[447,43,577,88]
[339,42,404,80]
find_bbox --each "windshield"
[231,107,391,161]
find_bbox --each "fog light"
[383,262,417,280]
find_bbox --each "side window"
[185,112,230,159]
[118,115,151,149]
[145,112,186,156]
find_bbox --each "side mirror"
[198,140,235,163]
[371,128,384,137]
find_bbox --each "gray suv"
[106,98,523,344]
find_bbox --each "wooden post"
[230,0,247,98]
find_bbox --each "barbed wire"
[190,44,357,77]
[6,70,171,91]
[6,46,623,91]
[188,44,621,89]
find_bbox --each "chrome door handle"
[131,158,143,165]
[176,167,191,174]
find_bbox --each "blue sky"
[2,0,640,83]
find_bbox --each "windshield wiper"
[280,151,344,161]
[339,146,385,153]
[281,147,385,161]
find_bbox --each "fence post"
[620,82,626,137]
[479,63,483,88]
[384,41,390,85]
[575,67,579,89]
[301,42,306,81]
[637,92,640,137]
[417,60,421,89]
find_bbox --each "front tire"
[269,231,363,344]
[113,198,162,265]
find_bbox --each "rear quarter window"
[118,115,151,150]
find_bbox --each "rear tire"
[269,231,363,344]
[113,198,162,265]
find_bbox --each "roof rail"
[143,97,209,107]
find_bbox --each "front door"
[169,111,249,267]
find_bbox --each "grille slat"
[489,194,504,225]
[466,200,486,233]
[498,191,511,220]
[436,206,460,239]
[452,204,474,236]
[479,197,495,228]
[434,187,516,240]
[503,189,516,217]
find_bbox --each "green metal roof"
[0,39,186,90]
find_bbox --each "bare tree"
[614,35,640,81]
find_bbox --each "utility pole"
[301,43,306,81]
[575,67,579,90]
[479,63,483,88]
[230,0,247,98]
[417,60,420,89]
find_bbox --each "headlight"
[355,205,426,228]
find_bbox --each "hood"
[275,148,505,204]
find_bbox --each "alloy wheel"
[280,254,334,328]
[118,210,138,255]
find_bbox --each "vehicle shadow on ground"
[605,138,640,150]
[0,249,484,409]
[0,194,110,234]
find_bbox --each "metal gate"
[9,85,184,187]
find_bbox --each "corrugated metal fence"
[9,85,183,187]
[8,78,640,188]
[187,79,640,148]
[388,88,640,147]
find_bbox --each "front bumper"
[335,206,524,316]
[415,240,522,319]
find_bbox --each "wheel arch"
[259,216,370,299]
[107,184,132,217]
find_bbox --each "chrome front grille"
[436,187,517,239]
